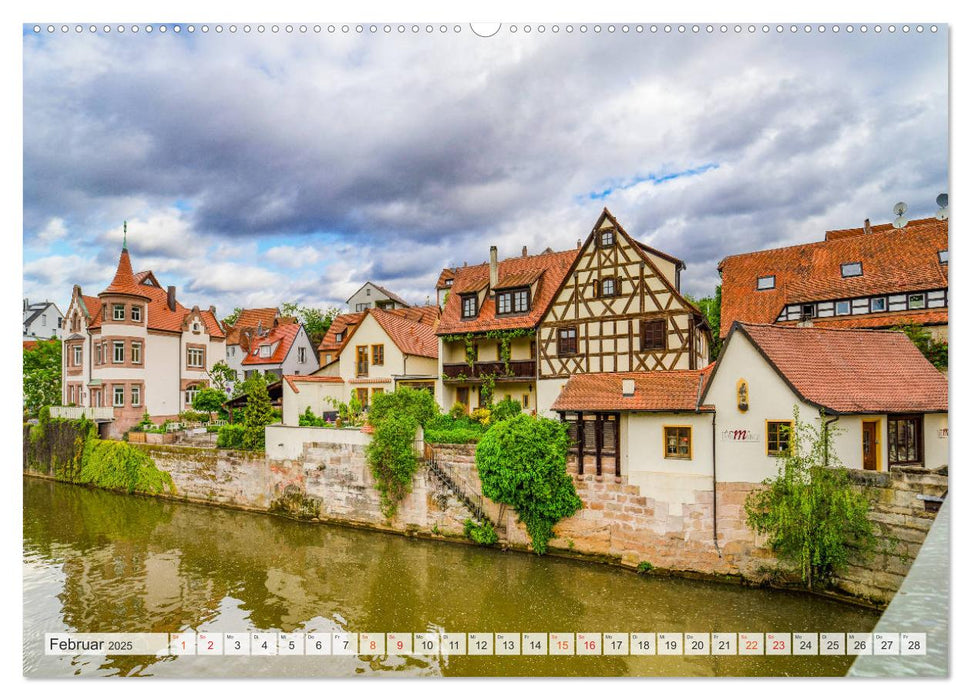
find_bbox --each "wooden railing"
[441,360,535,381]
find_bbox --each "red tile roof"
[718,217,948,338]
[720,323,947,414]
[23,340,38,351]
[317,311,366,355]
[435,268,455,289]
[370,307,439,358]
[224,308,294,346]
[437,248,579,335]
[242,322,301,366]
[87,249,225,338]
[551,366,715,412]
[284,374,344,393]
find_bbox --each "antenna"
[892,201,908,229]
[936,193,949,221]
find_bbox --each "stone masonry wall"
[426,444,946,605]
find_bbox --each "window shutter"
[592,280,600,298]
[616,278,623,296]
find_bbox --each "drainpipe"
[710,411,722,556]
[822,410,840,467]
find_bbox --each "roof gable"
[551,366,714,412]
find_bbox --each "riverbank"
[23,421,947,608]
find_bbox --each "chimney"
[166,285,176,311]
[622,379,635,397]
[863,219,872,235]
[522,245,528,257]
[489,246,499,290]
[577,239,582,249]
[23,298,28,311]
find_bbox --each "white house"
[346,281,411,313]
[24,299,64,340]
[552,322,948,509]
[283,306,439,424]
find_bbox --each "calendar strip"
[45,632,927,657]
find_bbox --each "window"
[131,306,142,322]
[366,288,371,296]
[600,229,615,247]
[870,297,887,313]
[259,345,271,358]
[664,426,692,459]
[228,346,235,357]
[355,303,370,312]
[557,327,577,356]
[97,343,103,365]
[57,317,62,328]
[841,262,863,278]
[131,385,142,407]
[497,288,530,315]
[908,293,926,310]
[522,394,530,410]
[888,415,923,465]
[371,387,384,400]
[41,315,46,326]
[938,250,948,264]
[836,301,851,316]
[113,341,125,363]
[298,347,307,363]
[112,304,125,321]
[131,342,142,365]
[356,387,369,408]
[800,304,815,321]
[113,385,125,407]
[767,421,793,456]
[356,346,369,376]
[372,344,384,365]
[601,277,617,297]
[187,347,205,368]
[757,275,776,291]
[72,345,82,366]
[102,304,108,321]
[461,294,478,319]
[325,354,332,364]
[335,331,344,342]
[185,384,200,406]
[641,319,666,351]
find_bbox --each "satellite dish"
[936,193,949,221]
[936,193,948,208]
[893,215,909,229]
[893,201,908,216]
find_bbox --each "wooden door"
[456,387,470,413]
[862,421,878,471]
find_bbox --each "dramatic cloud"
[23,26,948,314]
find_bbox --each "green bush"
[242,373,274,450]
[475,414,581,554]
[179,410,209,423]
[636,561,654,575]
[365,412,420,518]
[449,402,467,420]
[368,386,438,427]
[217,424,246,449]
[80,436,175,494]
[491,397,522,422]
[463,518,499,546]
[299,406,330,427]
[424,413,489,444]
[744,408,877,589]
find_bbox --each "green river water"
[23,476,880,677]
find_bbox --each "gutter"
[696,370,722,557]
[822,410,840,466]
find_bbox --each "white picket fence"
[49,406,114,421]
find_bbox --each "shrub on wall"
[368,386,438,427]
[80,436,175,495]
[217,424,247,449]
[365,412,420,518]
[744,408,877,590]
[463,518,499,546]
[475,413,581,554]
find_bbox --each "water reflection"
[24,477,878,677]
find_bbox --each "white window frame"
[185,385,200,406]
[112,304,125,321]
[756,275,775,291]
[870,297,887,313]
[113,341,125,363]
[187,347,205,368]
[113,385,125,407]
[260,345,271,358]
[908,293,926,310]
[298,346,306,363]
[131,305,142,322]
[131,385,142,407]
[835,300,851,316]
[841,262,863,278]
[131,342,142,364]
[938,250,948,264]
[72,345,82,365]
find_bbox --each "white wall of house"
[924,412,949,468]
[537,378,570,418]
[347,282,404,312]
[281,379,345,426]
[623,411,715,510]
[280,326,320,376]
[146,334,180,416]
[24,302,64,340]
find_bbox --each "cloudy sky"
[23,25,948,317]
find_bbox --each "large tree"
[685,285,722,360]
[23,339,62,415]
[281,302,340,348]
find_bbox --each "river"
[23,476,879,677]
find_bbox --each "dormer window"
[600,229,615,247]
[461,294,478,319]
[335,331,344,342]
[444,279,453,287]
[841,262,863,278]
[496,288,530,315]
[756,275,775,291]
[939,250,948,264]
[260,345,271,358]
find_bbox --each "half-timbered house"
[535,208,712,415]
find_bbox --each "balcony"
[442,360,536,382]
[50,406,115,422]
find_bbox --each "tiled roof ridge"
[719,216,945,265]
[448,245,580,273]
[737,321,910,337]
